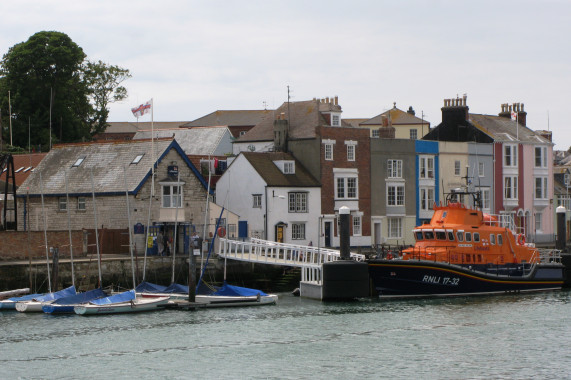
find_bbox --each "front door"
[276,225,285,243]
[374,222,382,246]
[324,222,331,247]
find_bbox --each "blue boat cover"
[214,283,268,297]
[163,283,189,294]
[135,281,167,293]
[51,288,107,305]
[33,286,77,302]
[90,290,135,305]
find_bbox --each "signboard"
[168,165,179,177]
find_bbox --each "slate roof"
[360,107,428,126]
[237,100,350,142]
[469,114,552,144]
[241,152,320,187]
[103,121,188,134]
[18,139,207,197]
[0,153,47,188]
[182,110,271,128]
[133,126,232,155]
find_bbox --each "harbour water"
[2,290,571,379]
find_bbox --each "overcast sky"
[2,1,571,149]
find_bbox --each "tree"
[0,31,131,150]
[83,60,131,135]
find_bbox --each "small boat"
[368,186,565,298]
[74,290,169,315]
[42,288,108,314]
[141,282,278,307]
[0,293,44,310]
[15,286,77,313]
[0,288,30,300]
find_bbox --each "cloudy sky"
[2,1,571,148]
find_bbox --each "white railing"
[218,237,366,284]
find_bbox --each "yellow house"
[360,103,430,139]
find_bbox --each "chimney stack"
[498,102,526,126]
[441,95,469,125]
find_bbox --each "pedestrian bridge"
[218,237,366,284]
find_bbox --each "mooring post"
[339,206,350,260]
[557,205,566,251]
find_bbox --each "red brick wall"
[319,126,371,236]
[0,230,86,261]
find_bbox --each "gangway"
[218,237,366,285]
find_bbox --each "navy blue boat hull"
[368,259,564,298]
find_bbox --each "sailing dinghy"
[74,290,169,315]
[15,285,77,313]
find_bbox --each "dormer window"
[331,114,340,126]
[274,160,295,174]
[284,161,294,174]
[73,156,86,167]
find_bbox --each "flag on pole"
[131,100,152,118]
[511,111,517,121]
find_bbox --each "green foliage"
[0,31,130,150]
[83,60,131,135]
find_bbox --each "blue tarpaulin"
[33,286,77,302]
[51,288,107,305]
[90,290,135,305]
[213,283,268,297]
[135,281,168,293]
[163,283,189,294]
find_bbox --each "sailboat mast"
[200,155,212,274]
[39,172,52,293]
[171,168,181,284]
[90,169,102,287]
[123,166,136,288]
[64,170,75,288]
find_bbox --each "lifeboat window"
[466,254,471,263]
[490,234,496,245]
[465,232,472,242]
[456,231,464,242]
[447,231,455,241]
[423,231,434,240]
[497,234,503,245]
[435,231,446,240]
[473,232,480,242]
[415,231,423,240]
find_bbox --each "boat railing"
[484,213,524,235]
[536,248,562,264]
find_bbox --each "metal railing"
[218,237,366,284]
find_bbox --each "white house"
[216,152,321,245]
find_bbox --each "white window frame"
[283,161,295,174]
[372,129,380,138]
[162,184,183,208]
[388,217,402,239]
[288,192,308,213]
[420,187,434,211]
[77,197,86,211]
[324,143,333,161]
[331,114,340,127]
[504,144,518,167]
[292,223,306,240]
[535,212,543,232]
[454,160,461,176]
[535,177,548,200]
[410,129,417,140]
[347,144,355,161]
[504,176,518,200]
[419,156,434,179]
[387,184,405,206]
[535,146,547,168]
[480,188,491,211]
[478,162,485,177]
[58,197,67,211]
[352,215,362,236]
[387,159,403,179]
[253,194,262,208]
[336,177,358,199]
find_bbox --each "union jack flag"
[131,100,152,117]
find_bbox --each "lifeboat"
[368,189,564,298]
